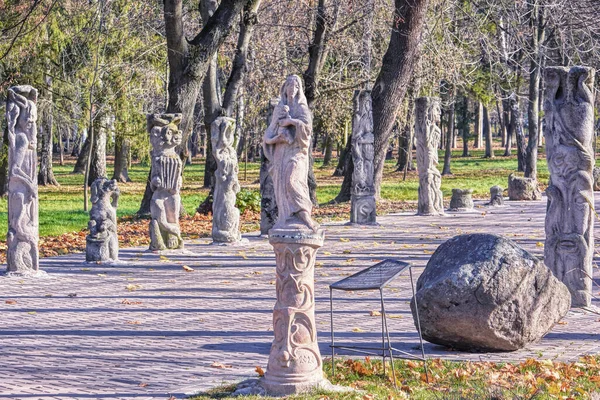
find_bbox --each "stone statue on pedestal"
[86,178,120,262]
[211,117,242,244]
[350,90,377,224]
[5,85,43,276]
[544,66,596,307]
[261,75,327,395]
[263,75,317,232]
[147,113,184,251]
[415,97,444,216]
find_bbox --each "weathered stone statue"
[488,185,504,206]
[5,85,42,276]
[211,116,242,244]
[262,75,327,395]
[86,178,120,262]
[148,113,184,251]
[415,97,444,215]
[350,90,377,224]
[544,66,596,307]
[449,188,474,211]
[260,98,280,235]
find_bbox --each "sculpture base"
[260,376,332,396]
[265,228,325,395]
[232,377,353,397]
[3,270,47,278]
[210,238,249,246]
[350,194,377,225]
[86,237,117,263]
[416,211,445,216]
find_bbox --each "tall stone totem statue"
[350,90,377,224]
[211,116,242,244]
[261,75,327,395]
[148,113,184,251]
[5,86,42,276]
[544,66,595,307]
[415,97,444,215]
[260,98,280,235]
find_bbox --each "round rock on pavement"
[411,233,571,352]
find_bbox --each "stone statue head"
[90,177,120,208]
[147,113,183,152]
[211,117,236,150]
[353,90,372,118]
[6,85,38,146]
[430,98,441,125]
[280,75,307,108]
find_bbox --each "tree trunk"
[333,138,354,203]
[442,98,455,175]
[71,128,83,157]
[58,127,64,166]
[461,94,469,157]
[73,133,90,174]
[303,0,340,206]
[474,102,483,149]
[0,127,9,197]
[333,132,351,177]
[113,137,131,183]
[321,132,333,167]
[235,89,245,158]
[525,2,544,180]
[87,116,107,186]
[504,93,517,156]
[38,74,59,186]
[371,0,429,197]
[484,105,494,158]
[514,102,526,172]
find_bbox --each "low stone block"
[508,173,542,201]
[449,188,473,211]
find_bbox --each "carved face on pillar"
[7,86,38,150]
[148,114,183,155]
[544,65,595,307]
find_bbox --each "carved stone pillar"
[5,85,43,276]
[350,90,376,224]
[147,113,184,251]
[544,66,595,307]
[260,98,280,235]
[415,97,444,215]
[263,228,326,395]
[211,117,242,244]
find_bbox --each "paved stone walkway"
[1,197,600,399]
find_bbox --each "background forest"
[0,0,599,246]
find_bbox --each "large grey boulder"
[411,234,571,352]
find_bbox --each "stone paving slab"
[1,197,600,399]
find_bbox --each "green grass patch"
[0,148,560,240]
[191,356,600,399]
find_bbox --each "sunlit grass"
[0,144,557,240]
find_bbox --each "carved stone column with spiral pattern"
[262,228,326,395]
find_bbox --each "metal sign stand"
[329,259,428,386]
